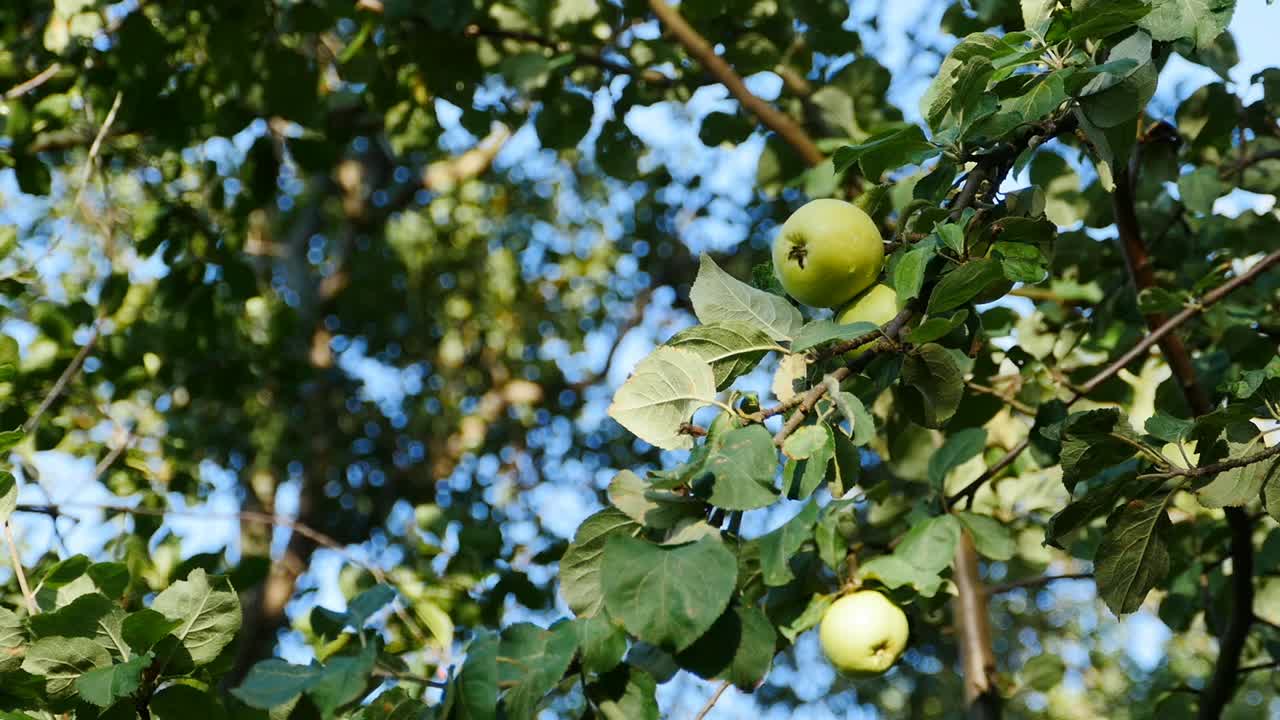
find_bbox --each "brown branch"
[1073,248,1280,400]
[987,572,1093,595]
[1220,149,1280,179]
[1161,443,1280,479]
[947,437,1030,510]
[1110,163,1254,720]
[4,63,61,100]
[647,0,823,167]
[3,522,38,615]
[769,309,914,447]
[22,322,102,434]
[694,681,731,720]
[953,531,1000,719]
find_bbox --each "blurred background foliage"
[1,0,1279,717]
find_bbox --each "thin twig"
[22,322,102,434]
[947,438,1030,509]
[4,63,61,100]
[3,523,38,614]
[1072,248,1280,400]
[987,573,1092,595]
[693,681,731,720]
[648,0,823,167]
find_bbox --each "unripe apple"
[835,284,899,358]
[773,199,884,309]
[819,590,909,677]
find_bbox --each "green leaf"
[704,425,781,511]
[0,472,16,525]
[1094,495,1172,615]
[454,630,498,720]
[906,310,969,345]
[993,241,1050,283]
[1068,0,1151,41]
[892,244,935,303]
[607,469,701,530]
[756,500,820,586]
[927,259,1005,314]
[607,346,718,451]
[896,515,962,574]
[75,652,153,707]
[151,568,242,666]
[1059,409,1141,490]
[1177,166,1225,214]
[1138,287,1185,315]
[39,554,91,589]
[858,555,946,597]
[777,593,833,643]
[674,605,776,690]
[346,585,396,629]
[929,428,987,490]
[1145,414,1195,443]
[584,666,659,720]
[1021,0,1056,28]
[782,425,835,500]
[666,322,780,389]
[0,429,23,453]
[790,320,880,353]
[497,621,579,720]
[560,508,639,618]
[956,512,1016,561]
[231,660,323,709]
[0,607,25,673]
[934,222,965,255]
[350,687,433,720]
[1139,0,1235,49]
[575,615,626,675]
[308,642,377,717]
[832,392,876,446]
[1079,33,1157,129]
[21,636,112,700]
[29,593,114,639]
[1197,441,1280,508]
[121,609,182,655]
[1023,654,1066,691]
[833,125,937,180]
[1046,472,1139,548]
[690,254,803,342]
[900,344,965,428]
[601,536,737,652]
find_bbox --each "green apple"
[819,590,909,677]
[773,199,884,309]
[835,284,899,358]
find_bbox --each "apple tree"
[1,0,1279,718]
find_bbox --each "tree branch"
[1111,163,1254,720]
[693,681,731,720]
[953,531,1000,719]
[5,64,62,100]
[987,572,1092,595]
[1073,248,1280,400]
[947,437,1030,510]
[22,321,102,435]
[648,0,824,167]
[3,522,38,615]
